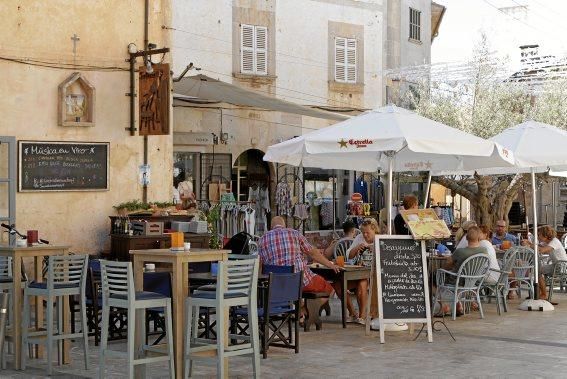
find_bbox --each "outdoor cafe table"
[130,248,229,379]
[309,264,371,328]
[0,244,71,370]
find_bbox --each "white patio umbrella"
[264,105,515,233]
[434,120,567,308]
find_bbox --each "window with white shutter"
[255,26,267,75]
[240,24,268,75]
[335,37,357,83]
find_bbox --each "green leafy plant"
[149,201,176,209]
[206,206,222,249]
[112,199,151,212]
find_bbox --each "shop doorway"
[232,149,270,202]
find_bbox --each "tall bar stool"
[0,256,27,368]
[183,256,260,378]
[0,293,9,370]
[99,260,175,379]
[21,254,89,375]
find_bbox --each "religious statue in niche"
[65,94,86,121]
[58,72,95,127]
[139,63,170,135]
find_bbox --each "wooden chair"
[99,260,175,379]
[184,256,260,378]
[22,254,90,375]
[232,271,303,358]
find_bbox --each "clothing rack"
[277,172,303,185]
[275,164,305,232]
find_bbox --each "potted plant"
[113,200,151,216]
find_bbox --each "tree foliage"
[402,34,567,227]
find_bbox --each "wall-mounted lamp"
[173,62,202,82]
[127,43,138,54]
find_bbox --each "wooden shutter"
[335,37,346,82]
[346,39,357,83]
[241,24,254,74]
[335,37,356,83]
[255,26,268,75]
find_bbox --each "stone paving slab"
[2,293,567,378]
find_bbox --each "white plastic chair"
[333,238,354,259]
[184,255,260,378]
[482,249,517,315]
[504,246,535,299]
[436,254,490,320]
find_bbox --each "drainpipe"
[142,0,149,203]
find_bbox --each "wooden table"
[310,264,371,328]
[130,248,229,379]
[0,244,70,370]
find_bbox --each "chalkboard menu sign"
[375,235,432,343]
[18,141,109,192]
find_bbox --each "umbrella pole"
[423,172,432,209]
[519,168,553,311]
[332,173,336,235]
[387,155,394,235]
[531,168,539,300]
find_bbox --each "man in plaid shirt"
[258,216,339,293]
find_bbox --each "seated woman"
[522,225,567,300]
[323,221,358,320]
[478,225,500,285]
[343,218,382,324]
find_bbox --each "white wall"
[171,0,385,159]
[400,0,432,69]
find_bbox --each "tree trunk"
[433,173,526,229]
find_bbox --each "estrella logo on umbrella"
[338,138,373,148]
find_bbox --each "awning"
[431,2,446,42]
[172,74,349,121]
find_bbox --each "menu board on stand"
[375,235,432,343]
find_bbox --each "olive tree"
[403,35,567,227]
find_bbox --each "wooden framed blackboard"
[18,141,109,192]
[375,235,432,343]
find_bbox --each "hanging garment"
[208,183,220,202]
[249,187,266,235]
[354,178,369,203]
[245,208,256,235]
[308,204,320,231]
[293,204,309,221]
[372,179,384,211]
[320,201,334,228]
[257,188,270,235]
[275,182,292,216]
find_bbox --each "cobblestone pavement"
[2,293,567,378]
